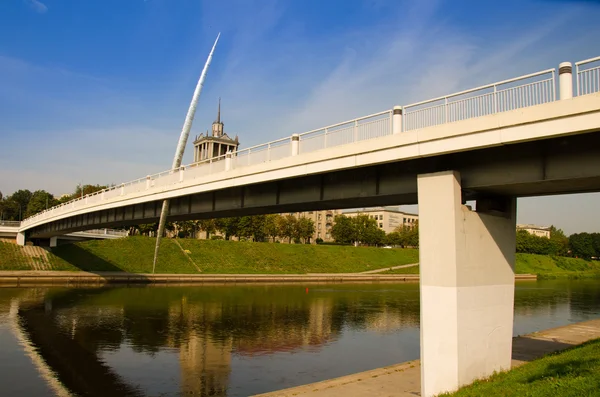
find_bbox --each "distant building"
[193,98,239,162]
[343,207,418,234]
[290,209,340,242]
[517,224,551,238]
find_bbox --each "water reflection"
[0,281,598,396]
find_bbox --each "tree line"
[516,226,600,259]
[331,214,419,247]
[0,185,106,221]
[131,214,316,243]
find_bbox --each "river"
[0,280,599,396]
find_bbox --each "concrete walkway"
[0,271,536,285]
[254,318,600,397]
[360,263,418,274]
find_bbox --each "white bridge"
[15,56,600,396]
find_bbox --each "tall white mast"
[153,33,221,273]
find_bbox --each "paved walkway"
[254,318,600,397]
[359,263,418,274]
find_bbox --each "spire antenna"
[217,97,221,123]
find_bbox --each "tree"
[215,217,240,240]
[237,216,254,240]
[569,233,596,259]
[277,214,297,243]
[250,215,267,242]
[351,214,381,246]
[264,214,281,242]
[6,190,32,220]
[548,226,569,256]
[25,190,57,218]
[296,217,315,243]
[198,219,216,239]
[331,215,355,244]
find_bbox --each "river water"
[0,280,599,396]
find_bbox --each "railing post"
[267,143,271,162]
[248,149,251,166]
[392,106,402,134]
[444,97,448,123]
[291,134,300,156]
[179,166,185,182]
[120,183,125,196]
[324,128,328,149]
[101,191,105,200]
[225,150,232,170]
[146,175,151,190]
[493,85,498,113]
[559,62,573,100]
[354,120,359,141]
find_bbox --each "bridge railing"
[21,56,599,229]
[0,221,21,227]
[298,111,392,155]
[576,56,600,96]
[402,69,556,131]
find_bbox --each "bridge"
[0,221,128,245]
[16,55,600,396]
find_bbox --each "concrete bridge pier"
[417,170,516,397]
[16,232,26,246]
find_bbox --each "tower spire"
[217,97,221,123]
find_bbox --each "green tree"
[331,215,355,244]
[215,217,240,240]
[25,190,57,218]
[198,219,216,239]
[250,215,267,242]
[569,233,596,259]
[296,217,315,243]
[237,216,254,240]
[351,214,381,246]
[549,226,569,256]
[6,190,32,220]
[264,214,281,242]
[277,214,297,243]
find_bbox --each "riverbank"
[253,318,600,397]
[0,270,538,286]
[1,237,598,278]
[0,237,419,274]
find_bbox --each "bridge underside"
[28,130,600,238]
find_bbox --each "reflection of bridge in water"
[4,287,424,396]
[6,284,586,396]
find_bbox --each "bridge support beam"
[417,170,516,397]
[16,232,26,246]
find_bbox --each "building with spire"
[193,98,240,163]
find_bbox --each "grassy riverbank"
[442,338,600,397]
[515,253,600,279]
[1,237,599,276]
[0,237,419,273]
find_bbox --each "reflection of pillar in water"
[179,332,232,396]
[169,299,233,396]
[305,298,334,345]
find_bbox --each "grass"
[4,236,419,274]
[2,237,599,277]
[515,254,600,279]
[0,241,35,270]
[441,338,600,397]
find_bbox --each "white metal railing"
[299,110,392,155]
[576,56,600,96]
[20,56,598,229]
[74,228,129,236]
[0,221,21,227]
[403,69,555,131]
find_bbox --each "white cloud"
[24,0,48,14]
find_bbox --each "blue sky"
[1,0,599,233]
